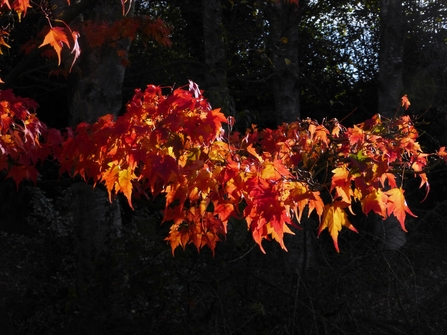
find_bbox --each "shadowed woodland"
[1,0,447,334]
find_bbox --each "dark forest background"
[1,1,447,334]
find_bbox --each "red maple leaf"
[0,30,10,54]
[7,164,39,186]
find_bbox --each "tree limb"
[0,0,100,88]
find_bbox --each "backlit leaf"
[117,168,136,209]
[401,94,411,110]
[385,187,416,232]
[362,188,388,218]
[318,203,358,252]
[39,27,70,65]
[13,0,31,21]
[69,31,81,72]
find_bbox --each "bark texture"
[202,0,234,116]
[68,0,132,125]
[49,1,132,330]
[377,1,407,250]
[268,2,301,125]
[70,183,122,333]
[378,0,405,117]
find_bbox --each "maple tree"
[0,0,171,85]
[0,0,445,255]
[1,79,445,254]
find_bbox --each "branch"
[0,0,100,88]
[56,0,100,24]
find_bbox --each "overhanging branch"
[0,0,100,88]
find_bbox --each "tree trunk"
[50,0,132,331]
[68,0,131,124]
[202,0,234,116]
[377,0,407,250]
[268,1,301,125]
[378,0,405,117]
[70,183,122,333]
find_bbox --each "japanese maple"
[0,0,444,255]
[0,80,440,254]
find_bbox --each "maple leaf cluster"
[0,90,60,184]
[0,82,441,254]
[0,0,443,255]
[1,0,171,79]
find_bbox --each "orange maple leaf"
[261,160,291,181]
[380,172,397,189]
[165,223,190,255]
[362,188,388,218]
[331,165,353,203]
[438,146,447,162]
[0,30,10,55]
[318,203,358,252]
[401,94,411,110]
[284,181,324,222]
[0,0,11,9]
[101,164,120,202]
[214,201,234,226]
[13,0,31,21]
[247,143,263,162]
[385,187,417,232]
[39,27,70,65]
[347,125,364,146]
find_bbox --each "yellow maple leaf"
[318,203,358,252]
[101,163,120,202]
[116,167,136,209]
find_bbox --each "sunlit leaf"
[318,203,358,253]
[39,27,70,65]
[385,187,417,232]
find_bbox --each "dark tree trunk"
[70,182,122,332]
[68,0,131,124]
[377,0,407,250]
[50,0,133,331]
[268,1,301,125]
[202,0,234,116]
[378,0,405,117]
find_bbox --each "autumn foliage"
[1,81,446,254]
[0,0,445,255]
[1,0,171,78]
